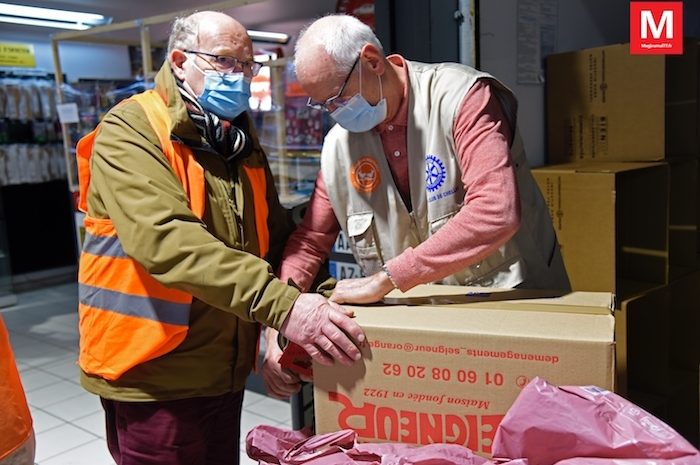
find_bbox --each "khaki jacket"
[80,61,300,400]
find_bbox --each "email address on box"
[465,348,559,364]
[368,340,462,355]
[367,341,559,363]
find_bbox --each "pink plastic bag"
[491,377,700,465]
[246,424,489,465]
[351,442,490,465]
[245,425,309,465]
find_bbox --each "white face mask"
[330,62,387,133]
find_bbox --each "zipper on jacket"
[187,141,246,248]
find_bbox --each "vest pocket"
[346,212,382,276]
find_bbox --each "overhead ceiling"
[1,0,338,50]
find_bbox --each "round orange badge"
[350,156,381,193]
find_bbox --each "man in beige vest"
[263,14,570,398]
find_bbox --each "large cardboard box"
[532,161,669,299]
[314,285,615,457]
[546,40,699,163]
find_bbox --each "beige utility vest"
[322,60,570,290]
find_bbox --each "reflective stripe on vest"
[76,90,202,380]
[0,316,32,461]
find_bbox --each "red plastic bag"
[278,342,313,379]
[491,377,700,465]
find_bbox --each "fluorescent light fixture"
[0,2,110,30]
[248,30,289,44]
[0,15,89,30]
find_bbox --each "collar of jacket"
[153,60,205,146]
[153,61,253,163]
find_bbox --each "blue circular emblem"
[425,154,446,192]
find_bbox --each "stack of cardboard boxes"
[533,39,700,444]
[309,40,698,458]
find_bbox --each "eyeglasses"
[184,50,263,77]
[306,54,360,112]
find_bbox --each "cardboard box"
[313,285,615,457]
[532,161,669,299]
[546,40,699,162]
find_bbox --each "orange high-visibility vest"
[0,316,32,461]
[76,90,269,381]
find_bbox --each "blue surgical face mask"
[330,62,387,133]
[192,61,251,120]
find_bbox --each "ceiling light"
[248,30,289,44]
[0,15,90,30]
[0,2,110,29]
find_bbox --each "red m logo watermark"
[630,2,683,55]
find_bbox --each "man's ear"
[170,49,187,80]
[360,43,385,76]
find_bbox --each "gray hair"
[167,14,200,54]
[294,14,384,75]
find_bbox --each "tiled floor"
[1,282,292,465]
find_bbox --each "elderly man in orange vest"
[0,315,35,465]
[76,10,365,465]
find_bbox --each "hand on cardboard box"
[329,271,395,305]
[280,293,365,366]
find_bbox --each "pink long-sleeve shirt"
[278,55,520,292]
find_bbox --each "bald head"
[168,11,249,54]
[168,10,254,97]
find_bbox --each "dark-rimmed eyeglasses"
[306,54,360,112]
[184,50,263,77]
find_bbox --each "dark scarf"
[175,77,253,163]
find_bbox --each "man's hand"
[280,293,365,366]
[329,271,395,305]
[261,328,303,399]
